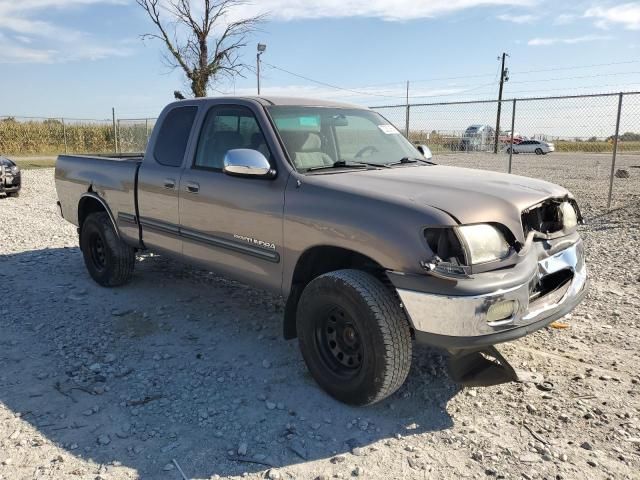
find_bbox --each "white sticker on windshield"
[378,124,400,135]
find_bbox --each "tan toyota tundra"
[55,97,588,405]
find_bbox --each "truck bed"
[55,154,142,245]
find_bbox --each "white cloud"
[230,0,536,22]
[528,34,612,46]
[585,3,640,30]
[496,13,536,23]
[0,44,58,63]
[0,41,132,63]
[0,0,131,64]
[553,13,576,25]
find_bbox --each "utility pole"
[494,52,509,154]
[257,43,266,95]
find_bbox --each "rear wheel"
[296,269,412,405]
[80,212,135,287]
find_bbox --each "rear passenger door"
[137,105,197,256]
[178,104,287,293]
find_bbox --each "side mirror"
[223,149,275,178]
[415,144,433,161]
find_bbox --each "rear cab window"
[153,106,198,167]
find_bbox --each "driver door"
[178,104,287,293]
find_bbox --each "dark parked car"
[0,156,21,197]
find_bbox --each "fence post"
[405,105,410,138]
[508,99,516,173]
[112,107,118,154]
[607,93,624,210]
[145,118,149,148]
[405,80,410,138]
[61,118,68,154]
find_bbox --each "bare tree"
[136,0,265,97]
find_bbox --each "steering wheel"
[355,145,379,158]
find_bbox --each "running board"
[447,345,519,387]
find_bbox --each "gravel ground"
[0,154,639,480]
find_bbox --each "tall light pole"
[257,43,266,95]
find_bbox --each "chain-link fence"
[372,91,640,209]
[2,91,638,209]
[0,115,157,156]
[116,118,157,153]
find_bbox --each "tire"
[506,147,512,154]
[80,212,135,287]
[535,148,543,155]
[296,269,412,405]
[7,191,19,197]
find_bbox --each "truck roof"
[173,96,366,109]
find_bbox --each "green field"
[12,157,57,170]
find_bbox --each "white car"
[507,140,555,155]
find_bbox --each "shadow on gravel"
[1,246,459,478]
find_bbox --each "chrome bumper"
[396,240,587,346]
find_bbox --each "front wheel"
[296,269,412,405]
[535,148,543,155]
[80,212,135,287]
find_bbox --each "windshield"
[266,106,422,172]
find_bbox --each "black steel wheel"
[88,232,107,272]
[80,212,135,287]
[315,305,363,376]
[297,269,412,405]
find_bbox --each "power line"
[262,62,405,99]
[509,70,640,85]
[511,59,640,75]
[347,59,640,87]
[261,58,640,102]
[503,82,640,96]
[263,61,498,100]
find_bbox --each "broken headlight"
[423,224,512,277]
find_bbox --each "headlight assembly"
[457,224,511,264]
[423,224,512,277]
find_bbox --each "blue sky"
[0,0,639,119]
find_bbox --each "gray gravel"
[0,155,639,480]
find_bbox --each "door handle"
[186,181,200,193]
[163,178,176,189]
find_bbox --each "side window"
[153,106,197,167]
[194,106,271,170]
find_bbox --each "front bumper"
[392,239,587,349]
[0,167,21,193]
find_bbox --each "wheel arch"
[283,245,389,340]
[78,192,120,241]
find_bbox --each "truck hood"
[310,165,570,243]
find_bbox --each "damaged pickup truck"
[55,97,587,405]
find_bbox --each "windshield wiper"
[386,157,437,167]
[305,160,386,172]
